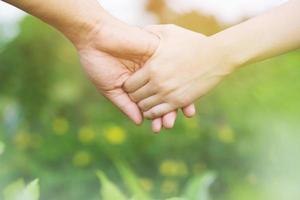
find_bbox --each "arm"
[2,0,195,132]
[124,0,300,119]
[3,0,106,48]
[213,0,300,67]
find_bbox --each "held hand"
[78,19,155,125]
[124,25,235,119]
[76,19,195,132]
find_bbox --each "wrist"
[201,36,239,78]
[63,9,111,50]
[8,0,111,50]
[210,30,250,72]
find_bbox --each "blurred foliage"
[3,179,39,200]
[1,165,215,200]
[1,1,300,200]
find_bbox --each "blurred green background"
[0,1,300,200]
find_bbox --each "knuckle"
[156,81,173,94]
[123,82,131,92]
[138,101,149,111]
[147,109,158,119]
[172,96,191,107]
[150,78,162,90]
[156,82,165,92]
[129,93,138,102]
[161,81,173,92]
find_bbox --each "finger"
[129,83,156,103]
[123,67,149,93]
[143,103,176,119]
[105,89,143,125]
[182,104,196,118]
[152,118,162,133]
[138,95,162,112]
[162,111,177,129]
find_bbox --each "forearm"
[212,0,300,69]
[2,0,110,47]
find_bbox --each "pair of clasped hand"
[79,22,227,133]
[5,0,300,132]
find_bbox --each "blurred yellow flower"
[14,131,32,150]
[139,178,153,192]
[218,125,235,143]
[0,141,5,155]
[52,117,69,135]
[78,126,96,144]
[161,179,179,194]
[51,81,81,104]
[72,150,92,167]
[159,160,188,177]
[104,126,126,145]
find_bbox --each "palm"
[79,48,144,124]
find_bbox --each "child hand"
[124,25,235,119]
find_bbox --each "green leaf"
[23,179,40,200]
[114,160,151,200]
[96,170,127,200]
[3,179,39,200]
[183,171,216,200]
[165,198,186,200]
[3,179,25,200]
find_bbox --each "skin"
[2,0,196,133]
[124,0,300,119]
